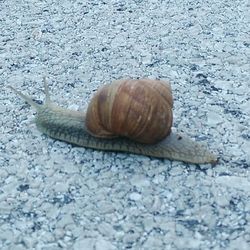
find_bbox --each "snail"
[8,77,218,164]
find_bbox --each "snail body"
[8,78,217,164]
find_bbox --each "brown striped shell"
[85,79,173,144]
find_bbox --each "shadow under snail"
[8,77,218,164]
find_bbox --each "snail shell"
[8,77,218,164]
[86,79,173,144]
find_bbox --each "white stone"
[97,222,116,237]
[215,176,250,193]
[130,175,150,188]
[73,238,95,250]
[129,192,142,201]
[95,237,116,250]
[206,110,223,127]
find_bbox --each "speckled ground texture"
[1,0,249,249]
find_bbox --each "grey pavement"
[0,0,249,249]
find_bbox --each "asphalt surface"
[1,0,249,249]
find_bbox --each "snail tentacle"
[43,76,52,104]
[7,85,41,110]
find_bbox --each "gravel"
[1,0,249,249]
